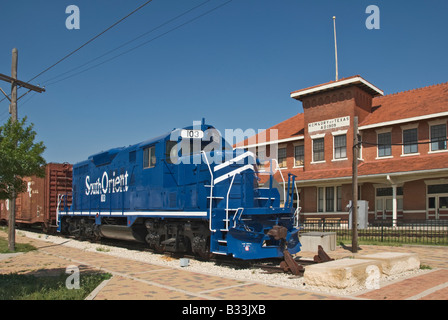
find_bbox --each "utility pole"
[0,48,45,251]
[9,48,18,252]
[352,116,359,253]
[10,48,18,121]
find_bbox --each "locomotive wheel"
[195,238,213,260]
[153,235,166,253]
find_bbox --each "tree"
[0,117,46,251]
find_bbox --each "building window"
[336,186,342,211]
[143,146,156,168]
[376,187,403,197]
[313,138,325,162]
[430,124,447,151]
[318,187,324,212]
[428,184,448,194]
[317,186,341,212]
[378,132,392,157]
[403,128,418,154]
[278,147,287,168]
[294,145,304,166]
[334,134,347,159]
[326,187,335,212]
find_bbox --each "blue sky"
[0,0,447,164]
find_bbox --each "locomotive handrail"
[214,151,256,172]
[214,164,254,185]
[56,194,65,227]
[232,207,244,228]
[224,174,237,231]
[294,182,301,228]
[270,159,286,203]
[201,151,216,232]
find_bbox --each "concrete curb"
[85,277,113,300]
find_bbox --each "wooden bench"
[305,218,322,225]
[324,218,341,227]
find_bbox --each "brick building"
[237,76,448,222]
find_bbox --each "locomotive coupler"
[267,225,303,275]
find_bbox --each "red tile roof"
[238,79,448,148]
[235,113,304,147]
[360,81,448,128]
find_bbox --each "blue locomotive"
[57,120,301,260]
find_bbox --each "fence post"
[381,220,384,242]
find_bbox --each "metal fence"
[299,219,448,246]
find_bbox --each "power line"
[1,0,154,122]
[1,0,233,123]
[360,139,448,147]
[0,91,38,123]
[44,0,233,87]
[27,0,154,83]
[42,0,212,85]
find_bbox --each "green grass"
[0,237,37,253]
[0,272,112,300]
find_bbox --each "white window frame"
[293,142,305,168]
[277,145,288,168]
[428,119,448,154]
[143,145,156,169]
[376,127,393,159]
[317,185,343,213]
[331,130,348,162]
[310,133,326,164]
[400,123,420,157]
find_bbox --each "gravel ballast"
[18,230,427,297]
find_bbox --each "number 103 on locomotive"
[181,129,204,139]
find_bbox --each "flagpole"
[333,16,339,81]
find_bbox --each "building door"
[375,187,403,220]
[376,198,393,220]
[427,194,448,220]
[427,184,448,220]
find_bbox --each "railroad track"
[16,226,334,277]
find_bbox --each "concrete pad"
[357,252,420,276]
[299,232,336,252]
[304,258,382,289]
